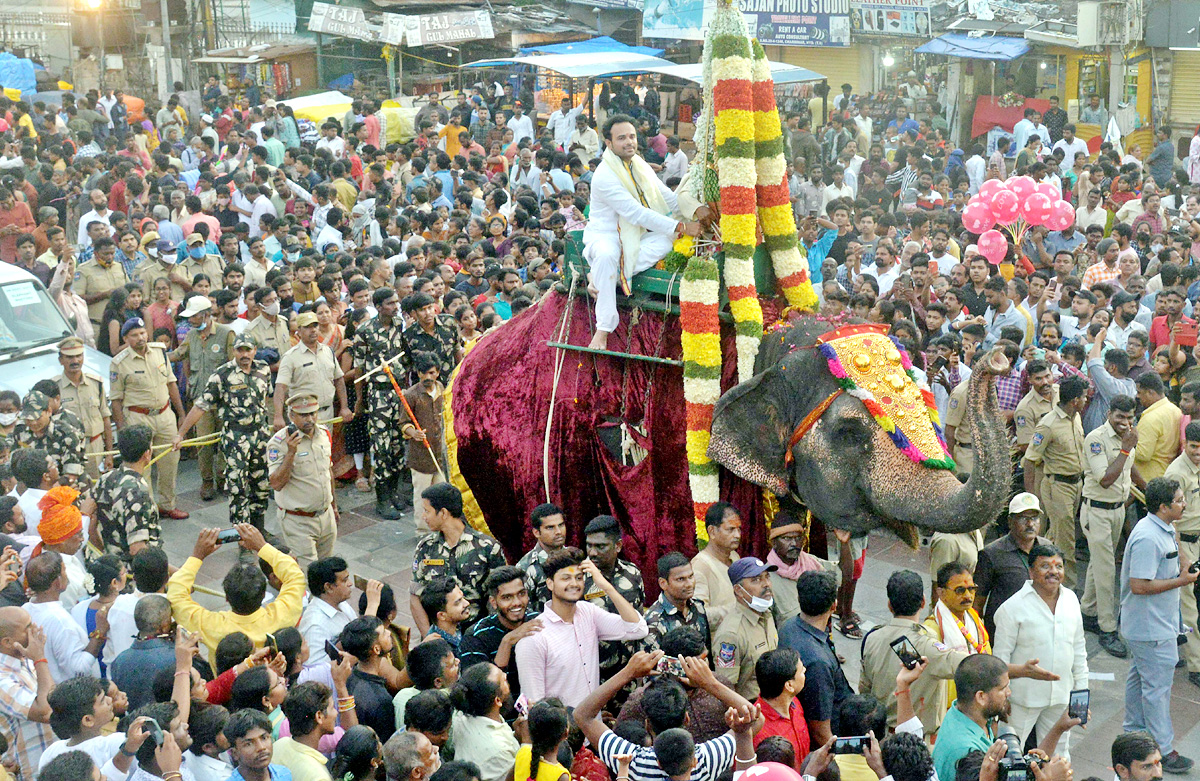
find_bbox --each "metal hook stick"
[354,352,404,384]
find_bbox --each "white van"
[0,263,111,396]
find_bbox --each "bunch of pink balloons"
[961,176,1076,265]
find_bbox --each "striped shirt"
[597,728,736,781]
[0,654,53,781]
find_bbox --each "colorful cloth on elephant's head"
[816,323,955,470]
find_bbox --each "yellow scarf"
[600,147,670,292]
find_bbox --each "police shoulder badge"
[267,446,281,462]
[1032,433,1043,445]
[716,642,737,668]
[1015,415,1025,427]
[1090,442,1102,455]
[949,398,958,409]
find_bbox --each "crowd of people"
[0,68,1194,781]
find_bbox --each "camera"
[997,729,1043,781]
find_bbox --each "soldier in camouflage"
[15,390,86,476]
[581,515,645,690]
[31,379,86,439]
[411,482,508,637]
[643,551,711,650]
[352,288,409,520]
[515,503,568,613]
[92,424,161,562]
[402,292,462,384]
[174,333,273,531]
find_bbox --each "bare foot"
[588,331,610,350]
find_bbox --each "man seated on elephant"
[582,113,701,350]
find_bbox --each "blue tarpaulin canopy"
[0,53,37,96]
[915,32,1029,61]
[521,35,664,58]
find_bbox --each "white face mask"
[738,584,774,614]
[263,302,280,317]
[147,247,158,258]
[0,413,18,426]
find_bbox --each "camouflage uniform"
[516,545,552,613]
[198,358,273,529]
[14,420,86,475]
[643,592,711,650]
[411,526,508,625]
[92,466,161,562]
[584,558,645,682]
[403,317,462,384]
[352,316,408,488]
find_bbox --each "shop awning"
[915,32,1030,61]
[463,52,677,79]
[520,35,664,58]
[463,52,823,84]
[610,60,824,85]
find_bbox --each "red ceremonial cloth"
[451,291,769,598]
[971,96,1051,139]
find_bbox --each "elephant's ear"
[707,362,794,495]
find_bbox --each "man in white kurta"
[992,543,1088,759]
[583,114,700,349]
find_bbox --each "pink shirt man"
[514,600,647,708]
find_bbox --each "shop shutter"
[1169,51,1200,129]
[771,45,866,95]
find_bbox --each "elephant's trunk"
[864,348,1011,534]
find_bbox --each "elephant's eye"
[830,416,873,452]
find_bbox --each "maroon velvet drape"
[452,291,769,598]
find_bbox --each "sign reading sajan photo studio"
[741,0,851,46]
[849,0,931,36]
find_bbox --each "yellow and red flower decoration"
[680,0,817,540]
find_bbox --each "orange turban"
[37,485,83,546]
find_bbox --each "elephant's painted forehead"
[818,331,951,465]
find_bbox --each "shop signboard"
[849,0,931,36]
[740,0,851,47]
[405,10,495,46]
[308,2,407,45]
[642,0,714,41]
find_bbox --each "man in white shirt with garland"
[582,114,700,351]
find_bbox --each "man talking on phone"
[861,569,1061,739]
[266,393,338,569]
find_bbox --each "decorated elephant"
[447,297,1009,582]
[708,317,1011,541]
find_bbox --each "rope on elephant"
[544,267,581,501]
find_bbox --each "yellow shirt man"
[1134,395,1182,482]
[167,541,305,663]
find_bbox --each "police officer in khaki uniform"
[266,393,337,568]
[133,238,191,303]
[171,296,234,500]
[274,311,351,429]
[76,238,130,324]
[1164,421,1200,682]
[1014,359,1059,496]
[1023,375,1088,589]
[710,557,779,700]
[110,316,189,519]
[1082,395,1138,658]
[55,336,112,479]
[943,379,972,474]
[178,233,225,293]
[860,569,969,736]
[246,287,292,372]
